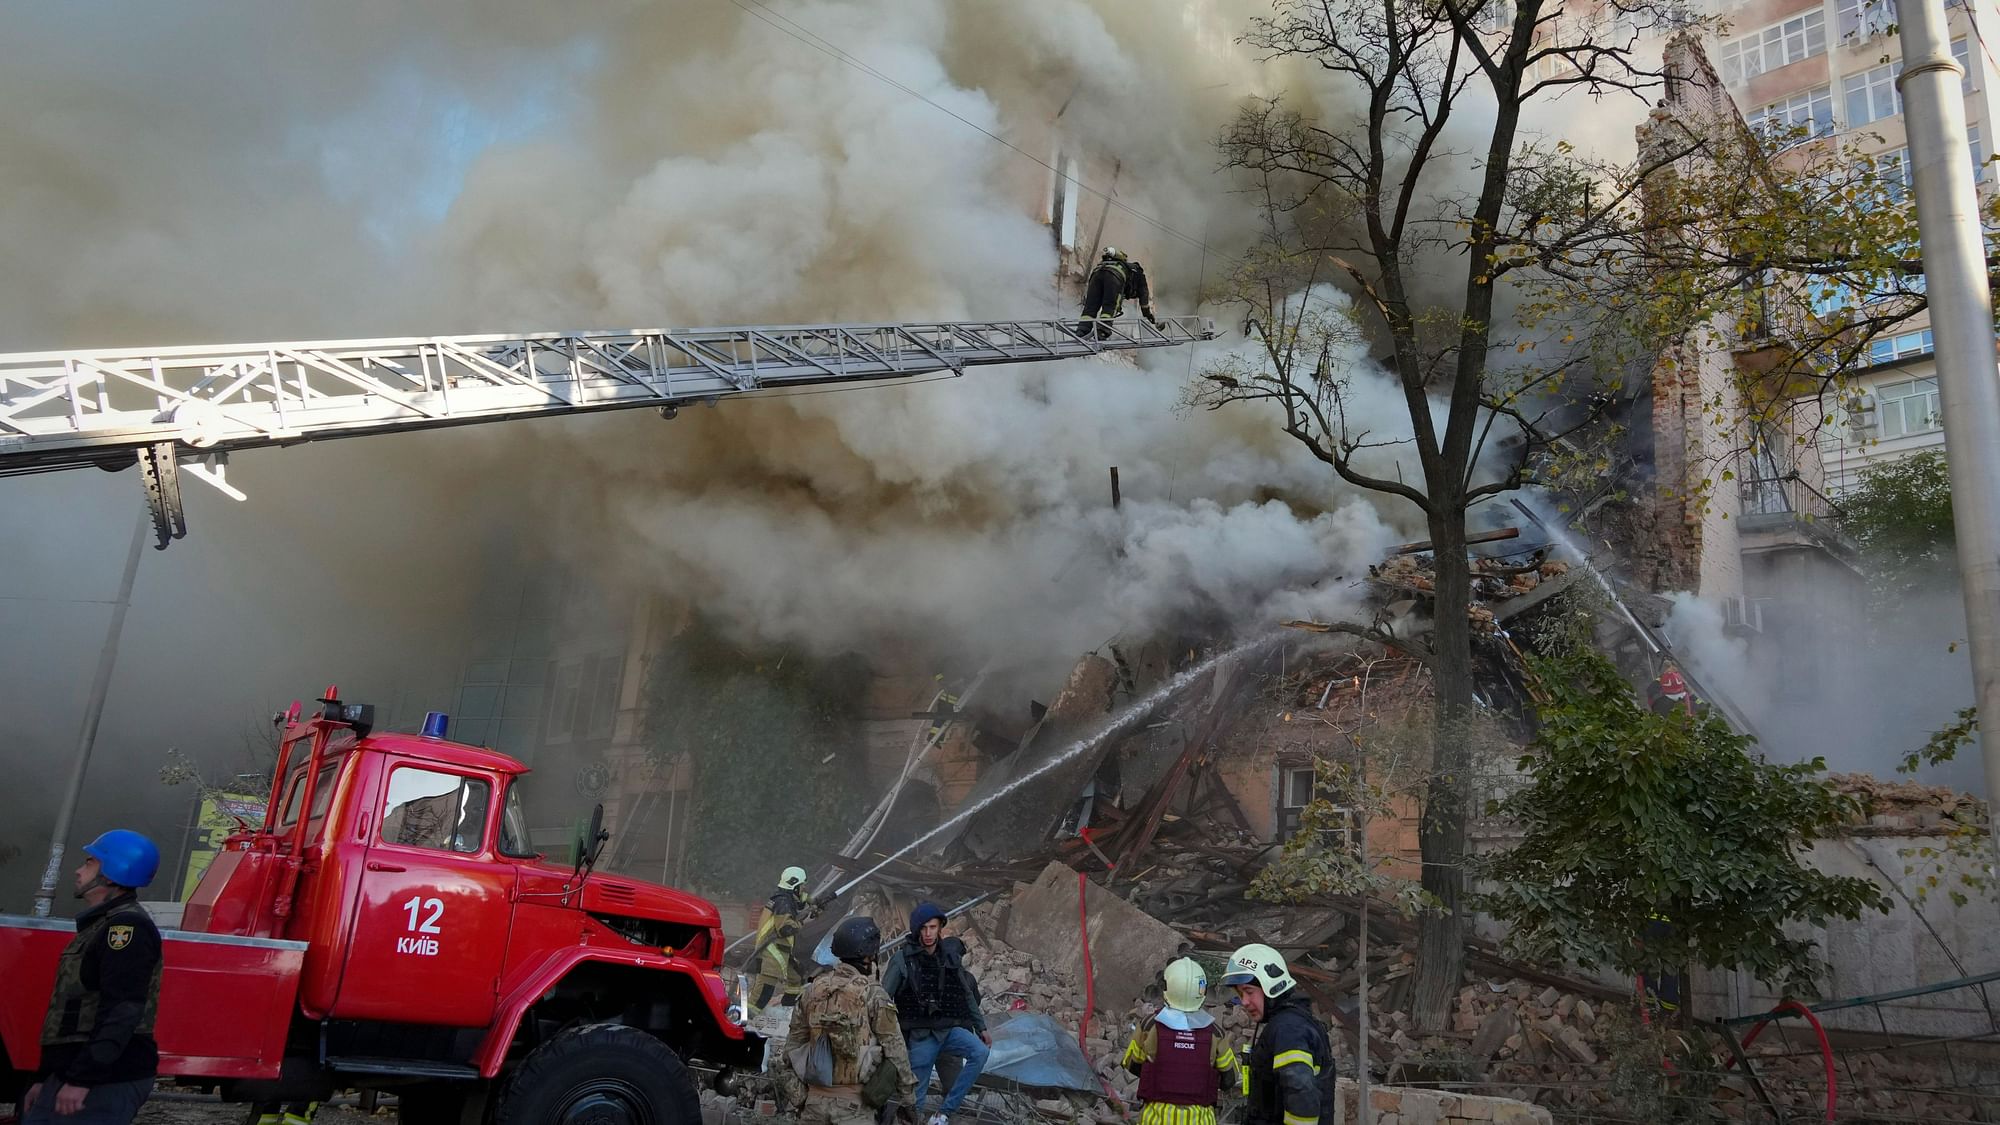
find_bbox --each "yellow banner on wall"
[181,792,267,901]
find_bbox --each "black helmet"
[830,916,882,963]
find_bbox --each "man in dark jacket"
[1221,943,1335,1125]
[882,903,989,1125]
[22,830,164,1125]
[1075,248,1160,339]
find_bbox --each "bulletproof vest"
[796,969,877,1087]
[42,902,160,1047]
[894,942,975,1030]
[1246,995,1334,1125]
[1138,1020,1218,1107]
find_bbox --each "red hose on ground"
[1077,870,1096,1049]
[1077,871,1132,1120]
[1728,1000,1838,1123]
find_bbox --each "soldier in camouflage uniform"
[773,916,916,1125]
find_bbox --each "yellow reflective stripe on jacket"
[1214,1044,1239,1071]
[1138,1105,1219,1125]
[1123,1035,1149,1067]
[1283,1114,1317,1125]
[1239,1064,1250,1096]
[1273,1049,1319,1072]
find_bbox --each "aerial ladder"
[0,315,1215,547]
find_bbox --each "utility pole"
[32,512,147,916]
[1898,0,2000,811]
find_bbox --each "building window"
[1878,146,1913,204]
[1956,38,1975,94]
[1838,0,1897,41]
[1876,128,1987,204]
[1749,85,1835,142]
[1846,61,1904,126]
[1870,328,1935,363]
[1275,764,1355,849]
[1877,376,1942,437]
[545,653,622,745]
[1717,9,1827,85]
[1052,152,1079,251]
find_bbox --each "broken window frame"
[1275,762,1357,852]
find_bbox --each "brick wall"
[1211,709,1425,879]
[1333,1079,1553,1124]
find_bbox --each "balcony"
[1738,472,1861,561]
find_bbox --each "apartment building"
[1702,0,1999,491]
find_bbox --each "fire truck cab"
[0,691,761,1125]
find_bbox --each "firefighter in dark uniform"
[1076,248,1161,339]
[20,830,164,1125]
[1221,943,1336,1125]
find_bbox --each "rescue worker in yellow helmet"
[745,866,816,1016]
[1221,944,1335,1125]
[1121,958,1240,1125]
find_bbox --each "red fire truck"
[0,691,763,1124]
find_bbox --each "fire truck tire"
[397,1084,471,1123]
[495,1024,699,1125]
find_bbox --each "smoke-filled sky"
[0,0,1439,903]
[4,0,1957,910]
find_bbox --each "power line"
[724,0,1239,264]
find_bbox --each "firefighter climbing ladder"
[0,315,1216,546]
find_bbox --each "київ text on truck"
[0,691,764,1125]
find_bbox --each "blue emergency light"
[421,711,450,739]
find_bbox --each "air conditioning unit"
[1721,595,1764,636]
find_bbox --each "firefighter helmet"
[1163,957,1209,1012]
[779,866,808,891]
[83,829,160,889]
[830,916,882,963]
[1221,942,1296,998]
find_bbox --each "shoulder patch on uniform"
[107,924,134,950]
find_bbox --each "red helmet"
[1659,668,1688,696]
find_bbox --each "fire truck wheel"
[397,1084,471,1123]
[496,1024,700,1125]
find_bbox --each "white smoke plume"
[0,0,1424,896]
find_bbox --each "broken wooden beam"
[1391,525,1520,555]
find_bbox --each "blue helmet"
[83,829,161,889]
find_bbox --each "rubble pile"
[797,542,1999,1123]
[1829,771,1988,833]
[1741,1045,1990,1122]
[1367,554,1572,636]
